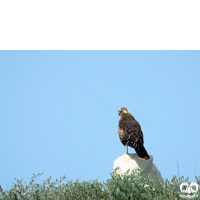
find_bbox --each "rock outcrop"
[113,153,163,181]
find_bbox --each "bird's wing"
[119,120,144,148]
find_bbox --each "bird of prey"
[118,107,150,160]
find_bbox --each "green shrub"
[0,171,199,200]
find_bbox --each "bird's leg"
[126,145,129,154]
[122,145,130,155]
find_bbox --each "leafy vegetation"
[0,170,199,199]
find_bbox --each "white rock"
[113,153,163,181]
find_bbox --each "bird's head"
[118,107,129,116]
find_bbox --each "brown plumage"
[118,107,150,160]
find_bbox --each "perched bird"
[118,107,150,160]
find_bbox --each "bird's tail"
[135,145,150,160]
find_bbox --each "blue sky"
[1,51,200,189]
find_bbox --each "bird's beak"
[118,109,121,116]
